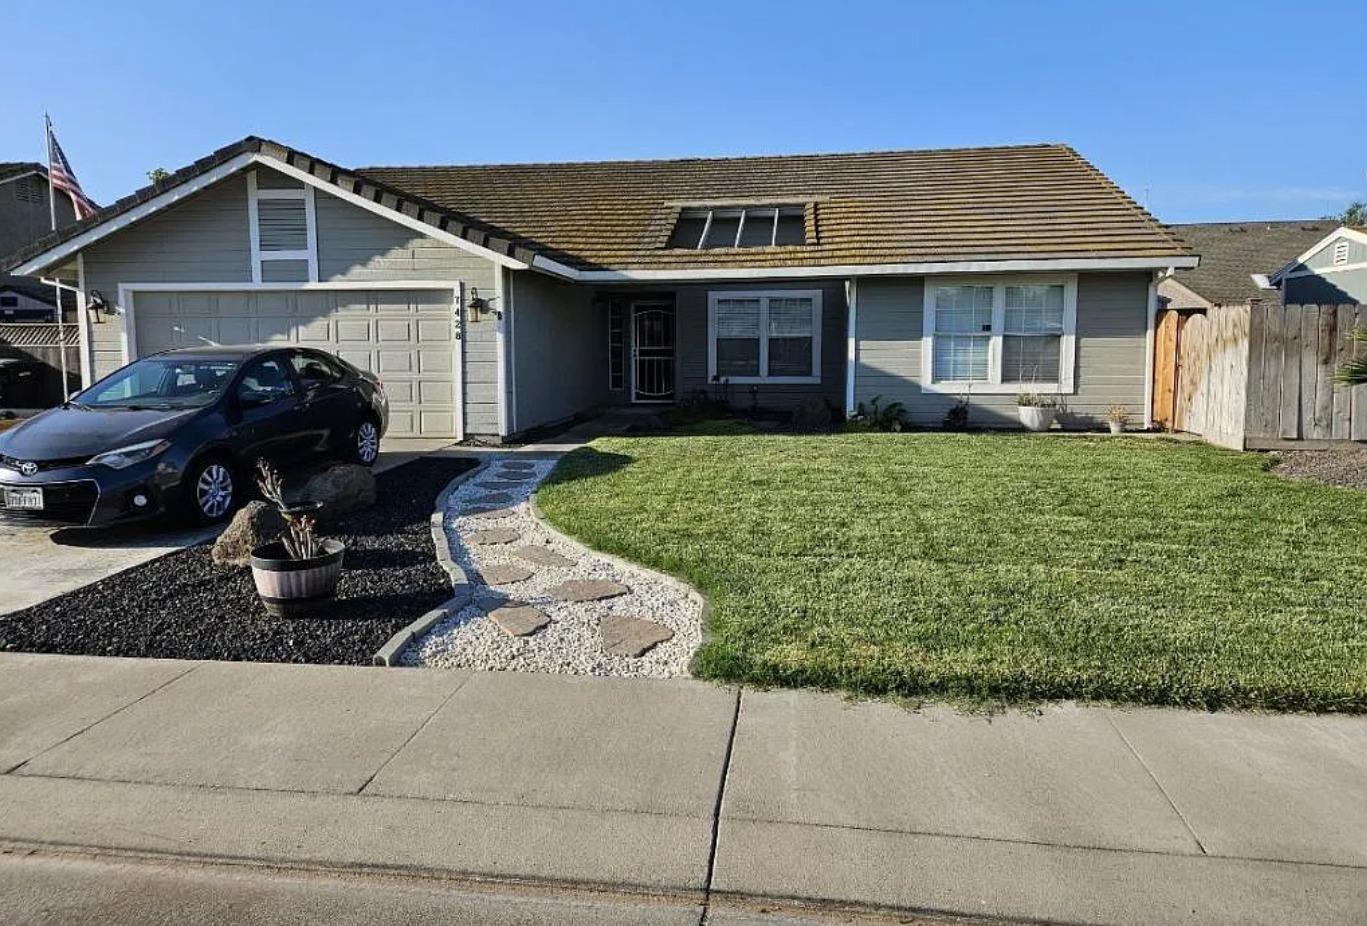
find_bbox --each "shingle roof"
[2,137,1194,276]
[360,144,1191,271]
[0,163,45,184]
[1167,220,1334,305]
[0,138,540,274]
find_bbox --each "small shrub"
[1015,391,1058,409]
[942,396,971,430]
[852,395,908,433]
[1105,404,1131,426]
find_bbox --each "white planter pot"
[250,538,345,617]
[1017,406,1058,432]
[1108,421,1124,435]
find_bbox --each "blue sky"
[3,0,1362,225]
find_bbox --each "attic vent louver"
[1332,239,1350,266]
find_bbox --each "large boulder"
[297,464,376,522]
[211,501,285,568]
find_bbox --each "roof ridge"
[356,142,1070,172]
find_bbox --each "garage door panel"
[134,288,458,438]
[336,319,372,342]
[377,319,413,342]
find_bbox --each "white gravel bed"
[403,458,704,677]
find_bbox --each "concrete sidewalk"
[0,654,1363,925]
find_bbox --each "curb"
[371,461,490,667]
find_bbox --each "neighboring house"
[0,137,1196,439]
[0,275,57,322]
[0,163,76,258]
[1158,220,1333,310]
[1267,225,1367,305]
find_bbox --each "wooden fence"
[1155,303,1366,450]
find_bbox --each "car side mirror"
[236,390,273,409]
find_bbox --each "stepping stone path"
[470,492,514,505]
[482,564,534,586]
[488,604,550,637]
[600,616,674,657]
[514,545,575,568]
[477,480,521,490]
[500,461,536,470]
[469,528,520,546]
[469,510,513,522]
[549,579,629,602]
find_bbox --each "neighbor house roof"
[3,137,1196,279]
[0,274,56,305]
[1166,220,1334,305]
[0,163,45,185]
[360,144,1192,272]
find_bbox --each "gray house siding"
[1283,268,1367,305]
[0,171,76,258]
[593,279,847,412]
[509,271,609,432]
[1300,235,1367,271]
[78,167,506,436]
[853,272,1151,427]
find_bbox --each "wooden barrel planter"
[249,538,346,617]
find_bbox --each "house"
[1266,225,1367,305]
[0,275,57,322]
[1157,221,1338,311]
[0,163,77,258]
[0,137,1196,440]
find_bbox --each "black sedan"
[0,346,389,527]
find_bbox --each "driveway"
[0,438,455,616]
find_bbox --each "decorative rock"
[470,492,514,505]
[469,528,520,546]
[488,604,550,637]
[549,579,629,602]
[298,464,377,521]
[210,501,285,568]
[482,563,534,586]
[600,616,674,657]
[515,545,575,568]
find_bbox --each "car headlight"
[87,439,172,469]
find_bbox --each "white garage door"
[131,288,459,438]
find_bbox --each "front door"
[632,302,675,403]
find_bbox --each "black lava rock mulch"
[0,457,477,665]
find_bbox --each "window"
[289,350,346,390]
[668,206,808,249]
[236,357,296,406]
[247,170,317,283]
[1333,239,1350,266]
[607,299,626,390]
[81,357,239,409]
[0,296,17,308]
[708,290,822,383]
[922,276,1077,393]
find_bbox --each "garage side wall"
[509,271,609,433]
[78,167,505,437]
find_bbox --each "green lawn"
[537,433,1367,712]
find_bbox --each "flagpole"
[45,114,71,401]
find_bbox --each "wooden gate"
[1152,309,1182,429]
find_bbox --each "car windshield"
[78,357,240,409]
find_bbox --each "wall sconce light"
[86,289,113,324]
[467,287,499,322]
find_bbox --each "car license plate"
[3,487,43,511]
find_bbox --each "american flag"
[46,121,98,221]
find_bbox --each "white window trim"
[246,170,318,283]
[707,289,822,384]
[920,274,1077,395]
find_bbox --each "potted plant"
[1104,404,1131,435]
[1015,392,1058,432]
[248,461,345,616]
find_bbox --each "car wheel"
[187,457,237,525]
[352,419,380,467]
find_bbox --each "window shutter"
[258,199,309,251]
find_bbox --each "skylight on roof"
[667,206,806,249]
